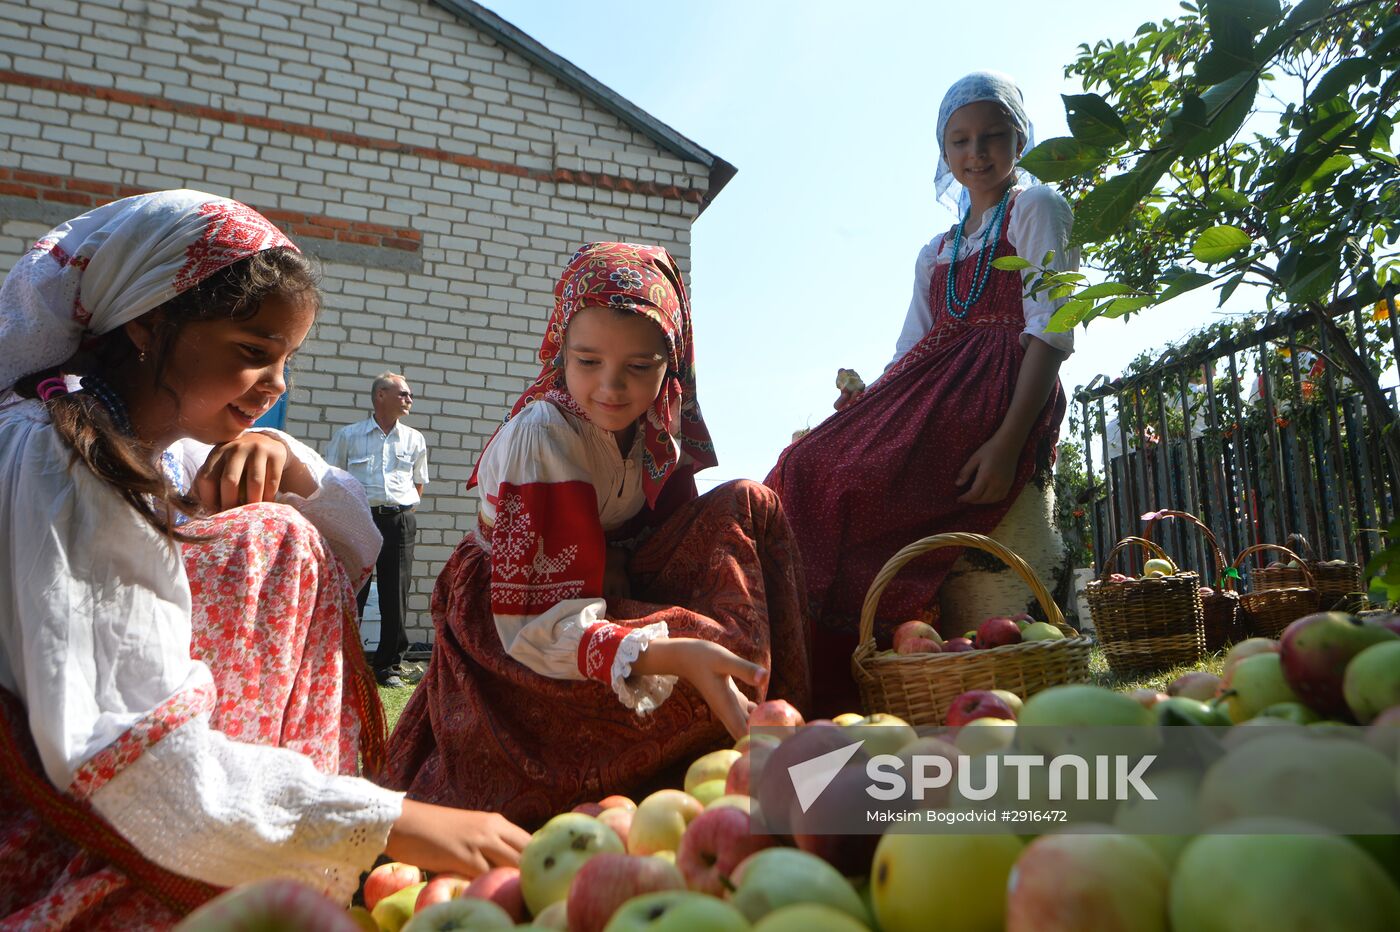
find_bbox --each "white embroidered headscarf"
[934,71,1038,216]
[0,189,297,391]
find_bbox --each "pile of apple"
[175,609,1400,931]
[886,613,1065,656]
[1104,556,1222,604]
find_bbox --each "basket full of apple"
[1085,536,1206,677]
[173,608,1400,932]
[850,533,1093,728]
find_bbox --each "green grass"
[1088,645,1226,693]
[378,682,416,733]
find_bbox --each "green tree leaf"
[991,255,1032,271]
[1180,73,1260,160]
[1158,270,1216,303]
[1192,225,1252,263]
[1076,282,1141,300]
[1018,137,1109,182]
[1308,57,1378,105]
[1063,93,1131,147]
[1300,154,1353,193]
[1100,296,1156,318]
[1279,248,1337,305]
[1070,153,1172,247]
[1047,299,1092,332]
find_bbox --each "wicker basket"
[1269,534,1367,611]
[1142,510,1243,651]
[850,532,1092,727]
[1086,536,1205,676]
[1235,543,1319,639]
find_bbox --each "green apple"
[731,848,870,925]
[532,900,568,930]
[954,717,1017,756]
[628,789,703,856]
[1223,653,1301,722]
[685,749,742,795]
[989,689,1024,714]
[1007,829,1170,932]
[842,712,917,758]
[1154,696,1229,727]
[832,712,866,726]
[370,882,427,932]
[1256,701,1321,724]
[872,832,1023,932]
[1222,637,1280,681]
[1170,821,1400,931]
[690,778,727,807]
[602,891,749,931]
[1111,770,1202,867]
[1143,558,1176,577]
[519,813,625,916]
[753,903,869,931]
[401,898,514,931]
[704,793,752,813]
[1020,622,1065,641]
[1344,640,1400,723]
[1199,733,1395,831]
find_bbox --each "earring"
[138,348,148,364]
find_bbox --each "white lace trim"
[610,622,675,714]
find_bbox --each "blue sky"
[478,0,1262,485]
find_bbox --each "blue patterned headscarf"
[934,71,1037,215]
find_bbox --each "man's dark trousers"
[358,505,416,675]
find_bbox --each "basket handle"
[1141,509,1229,583]
[1232,543,1317,588]
[1284,533,1319,562]
[856,532,1066,647]
[1097,536,1172,583]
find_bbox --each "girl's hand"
[955,435,1019,505]
[194,432,317,513]
[833,386,864,411]
[385,800,530,878]
[632,637,769,740]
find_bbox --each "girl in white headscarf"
[0,190,527,927]
[767,72,1080,715]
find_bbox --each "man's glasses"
[396,391,413,399]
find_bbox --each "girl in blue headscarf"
[768,72,1080,714]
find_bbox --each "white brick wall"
[0,0,714,642]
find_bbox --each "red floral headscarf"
[472,242,716,506]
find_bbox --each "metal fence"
[1073,302,1398,585]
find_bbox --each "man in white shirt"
[326,372,431,688]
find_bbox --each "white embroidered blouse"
[889,184,1080,369]
[473,400,677,713]
[0,396,401,902]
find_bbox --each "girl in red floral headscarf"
[383,243,810,824]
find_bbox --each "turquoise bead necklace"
[944,185,1013,319]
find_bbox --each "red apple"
[565,853,685,932]
[598,795,637,812]
[792,765,883,877]
[1281,612,1399,720]
[1361,611,1400,637]
[572,801,605,817]
[943,637,976,653]
[725,753,752,796]
[1169,671,1223,702]
[945,690,1017,727]
[415,872,472,912]
[896,636,942,654]
[748,699,804,729]
[363,861,424,911]
[177,880,363,932]
[596,807,633,852]
[976,616,1023,648]
[463,866,527,923]
[675,806,778,896]
[1128,688,1170,709]
[892,620,939,652]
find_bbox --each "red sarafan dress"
[766,193,1065,714]
[381,242,811,826]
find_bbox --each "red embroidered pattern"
[173,201,296,293]
[489,481,604,616]
[577,622,628,683]
[67,683,217,801]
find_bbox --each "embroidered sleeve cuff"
[576,621,675,714]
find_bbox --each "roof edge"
[432,0,735,209]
